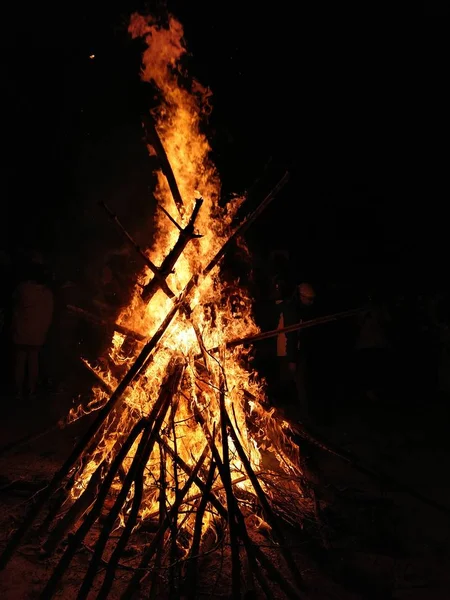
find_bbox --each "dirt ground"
[1,381,450,599]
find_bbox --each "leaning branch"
[142,114,185,216]
[141,197,203,303]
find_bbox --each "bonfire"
[0,13,313,599]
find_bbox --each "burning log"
[219,379,242,598]
[99,201,175,300]
[147,441,167,600]
[168,393,182,599]
[141,196,203,303]
[142,113,185,216]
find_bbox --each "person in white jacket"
[12,261,54,398]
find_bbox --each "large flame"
[69,12,302,542]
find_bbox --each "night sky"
[2,2,439,291]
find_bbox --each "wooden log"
[185,458,216,600]
[193,396,302,598]
[99,201,175,299]
[141,197,203,303]
[142,114,185,216]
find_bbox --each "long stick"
[291,422,450,517]
[168,395,181,600]
[205,307,364,355]
[142,114,185,216]
[203,171,289,278]
[219,380,241,598]
[148,442,167,600]
[194,399,303,598]
[185,458,216,600]
[99,201,175,299]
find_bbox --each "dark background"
[0,1,440,292]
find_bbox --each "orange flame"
[70,12,302,538]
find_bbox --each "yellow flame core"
[70,13,302,538]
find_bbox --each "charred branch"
[141,197,203,303]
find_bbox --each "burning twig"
[194,393,302,598]
[156,201,183,231]
[169,394,181,598]
[219,379,241,598]
[99,201,175,300]
[185,457,216,600]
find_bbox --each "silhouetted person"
[12,261,54,399]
